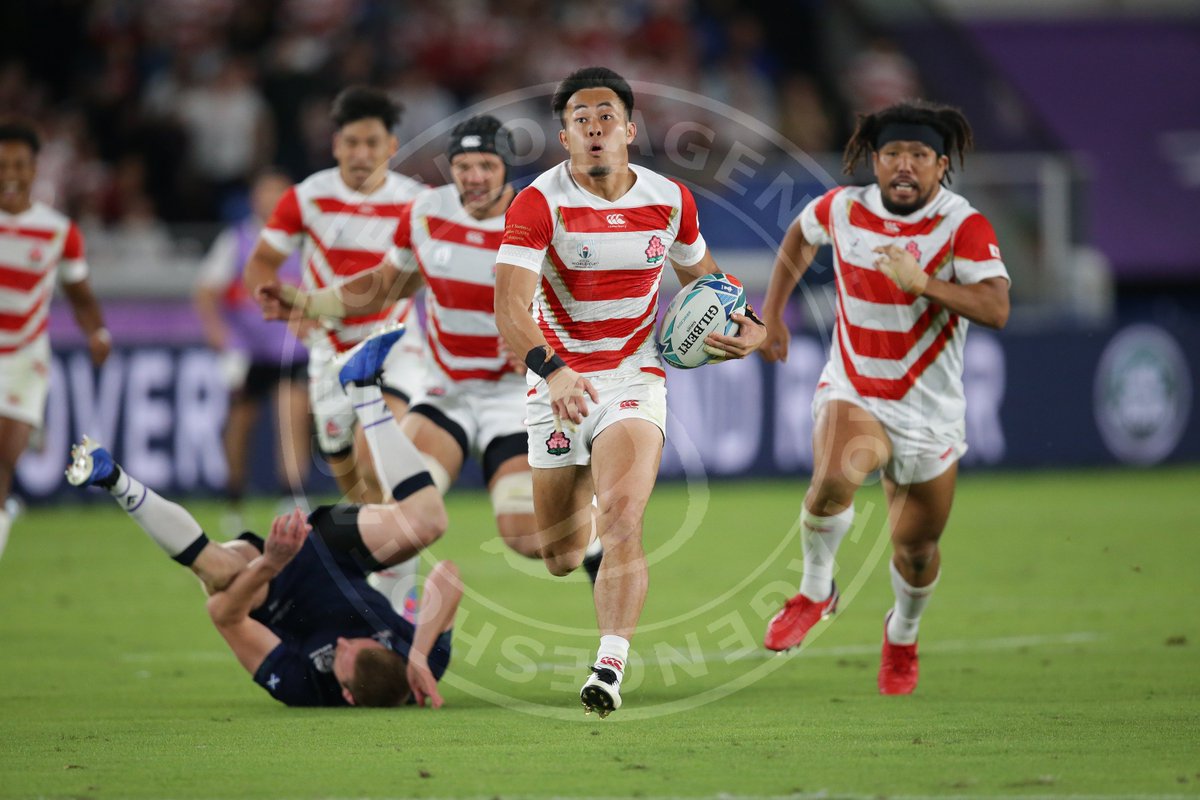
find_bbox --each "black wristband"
[742,303,765,327]
[525,346,567,379]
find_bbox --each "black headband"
[875,122,945,156]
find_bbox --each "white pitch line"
[315,794,1193,800]
[531,631,1101,671]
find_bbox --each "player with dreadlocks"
[758,100,1010,694]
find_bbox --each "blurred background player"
[194,169,311,533]
[65,328,457,708]
[493,67,766,717]
[243,86,426,506]
[758,101,1010,695]
[0,119,110,560]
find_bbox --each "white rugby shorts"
[812,380,967,486]
[409,373,528,459]
[0,336,51,428]
[308,330,426,455]
[526,370,666,469]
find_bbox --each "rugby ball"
[658,273,747,369]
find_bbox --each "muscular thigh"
[532,464,594,537]
[591,418,662,515]
[812,399,892,485]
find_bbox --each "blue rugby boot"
[336,324,406,389]
[65,436,120,489]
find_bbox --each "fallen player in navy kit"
[66,328,460,707]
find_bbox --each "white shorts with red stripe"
[526,370,666,469]
[0,336,51,428]
[812,378,967,486]
[307,331,427,455]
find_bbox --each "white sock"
[346,384,430,499]
[0,509,10,561]
[594,634,629,683]
[369,557,421,622]
[109,470,209,564]
[798,505,854,601]
[886,560,939,645]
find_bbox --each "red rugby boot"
[763,582,839,651]
[878,612,919,695]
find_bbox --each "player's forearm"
[494,265,547,359]
[193,287,228,349]
[243,241,287,294]
[337,263,418,316]
[920,277,1010,329]
[61,279,106,336]
[206,557,280,627]
[410,561,462,660]
[762,221,816,320]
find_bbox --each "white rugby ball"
[658,273,747,369]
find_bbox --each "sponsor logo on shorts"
[545,430,571,456]
[619,399,639,410]
[645,235,665,265]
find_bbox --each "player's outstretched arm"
[759,217,820,363]
[206,509,308,674]
[407,560,463,708]
[243,239,288,297]
[495,263,597,425]
[61,278,110,366]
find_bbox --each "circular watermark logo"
[1094,324,1192,465]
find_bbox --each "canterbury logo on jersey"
[606,213,626,226]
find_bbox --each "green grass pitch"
[1,467,1198,799]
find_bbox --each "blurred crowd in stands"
[1,0,922,233]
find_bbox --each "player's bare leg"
[579,419,663,717]
[531,464,594,576]
[877,463,957,695]
[766,400,891,651]
[221,391,259,531]
[488,456,540,559]
[0,415,32,560]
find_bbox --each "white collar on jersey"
[561,160,643,206]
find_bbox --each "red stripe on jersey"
[0,317,48,353]
[0,264,48,292]
[547,247,661,302]
[63,222,84,259]
[426,216,505,250]
[833,235,952,306]
[641,366,666,378]
[428,333,509,381]
[558,205,674,234]
[812,188,842,234]
[668,180,700,245]
[539,311,656,373]
[303,226,385,278]
[429,314,499,359]
[839,295,940,360]
[0,226,56,242]
[541,276,657,341]
[836,313,958,400]
[422,272,495,313]
[848,201,944,238]
[0,293,47,331]
[311,198,410,218]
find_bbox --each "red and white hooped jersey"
[800,184,1010,426]
[496,162,707,378]
[260,168,424,352]
[0,203,89,354]
[387,183,511,384]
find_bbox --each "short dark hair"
[843,100,974,185]
[349,647,410,708]
[0,120,40,154]
[330,86,403,132]
[551,67,635,125]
